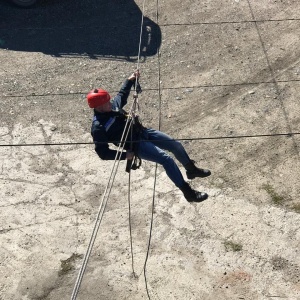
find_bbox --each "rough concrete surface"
[0,0,299,299]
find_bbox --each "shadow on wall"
[0,0,161,61]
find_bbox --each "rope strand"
[143,1,162,299]
[3,132,298,148]
[72,0,148,297]
[71,116,134,300]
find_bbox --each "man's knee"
[170,140,184,152]
[160,153,176,167]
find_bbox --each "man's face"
[96,101,112,112]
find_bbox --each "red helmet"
[87,89,111,108]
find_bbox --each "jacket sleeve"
[112,79,134,110]
[92,122,127,161]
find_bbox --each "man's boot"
[179,182,208,202]
[185,160,211,179]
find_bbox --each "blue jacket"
[91,79,137,160]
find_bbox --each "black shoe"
[179,182,208,203]
[185,160,211,179]
[186,168,211,179]
[187,190,208,202]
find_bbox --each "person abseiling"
[87,70,211,202]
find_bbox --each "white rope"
[143,2,161,299]
[125,0,148,278]
[71,1,148,298]
[137,0,146,71]
[71,117,134,300]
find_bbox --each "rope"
[124,0,149,284]
[127,167,136,276]
[1,132,299,148]
[5,78,300,98]
[245,0,299,159]
[136,0,146,71]
[127,120,137,277]
[6,17,300,33]
[143,163,158,300]
[142,1,162,299]
[71,116,134,300]
[72,0,148,297]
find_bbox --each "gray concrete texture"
[0,0,300,299]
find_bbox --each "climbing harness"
[126,154,142,172]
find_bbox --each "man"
[87,71,211,202]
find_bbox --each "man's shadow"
[0,0,161,61]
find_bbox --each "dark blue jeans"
[137,128,190,187]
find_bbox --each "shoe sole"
[187,194,208,202]
[187,173,211,179]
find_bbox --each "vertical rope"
[245,0,299,158]
[72,0,152,298]
[127,169,136,276]
[126,0,147,281]
[136,0,146,71]
[143,0,162,299]
[71,117,134,300]
[127,123,137,277]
